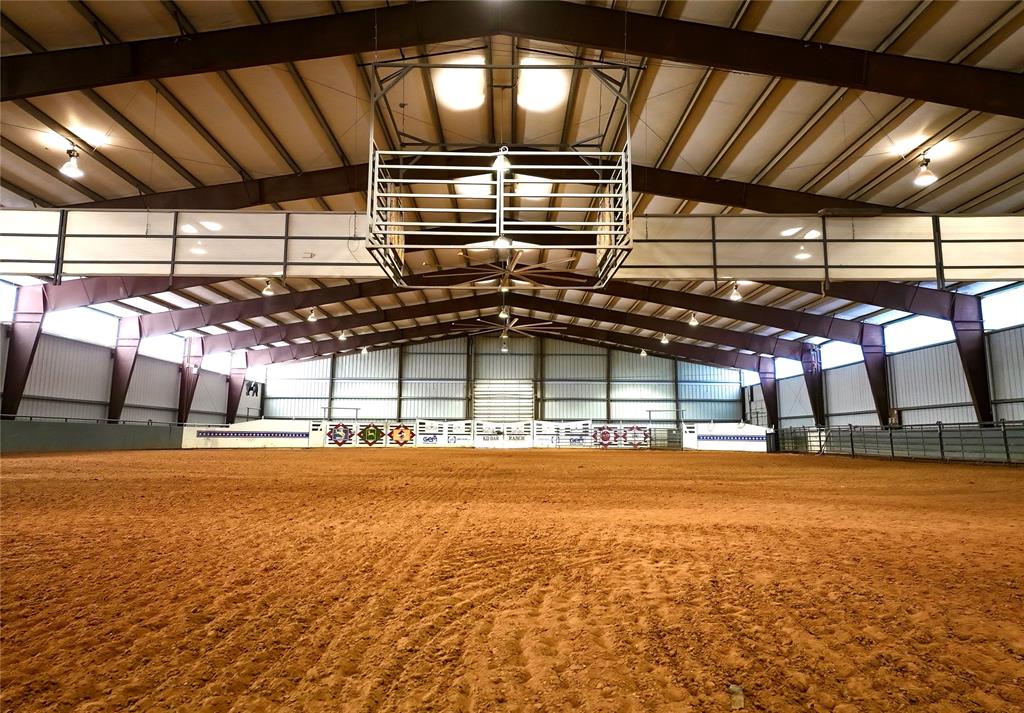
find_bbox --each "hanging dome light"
[500,343,509,353]
[494,235,512,249]
[639,348,648,357]
[59,148,84,178]
[338,330,348,341]
[914,157,938,187]
[498,306,510,320]
[360,345,368,355]
[261,280,274,296]
[794,245,812,261]
[729,284,742,302]
[660,333,669,345]
[307,308,319,322]
[688,313,699,327]
[493,145,510,173]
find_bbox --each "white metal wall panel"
[473,379,534,420]
[266,358,331,380]
[124,356,179,410]
[400,399,465,420]
[890,341,971,409]
[778,376,812,419]
[677,361,738,383]
[402,381,466,399]
[19,397,106,420]
[544,382,606,400]
[544,354,605,380]
[610,382,675,400]
[264,378,329,398]
[192,371,227,417]
[542,338,604,355]
[677,382,740,401]
[330,398,397,420]
[332,380,400,399]
[828,411,881,426]
[545,400,605,420]
[24,335,111,402]
[780,416,816,428]
[610,401,677,421]
[900,406,976,425]
[334,347,399,379]
[682,400,742,421]
[611,351,673,380]
[989,326,1024,419]
[475,337,535,379]
[825,363,876,418]
[265,398,326,420]
[0,323,7,391]
[405,337,467,354]
[403,350,467,380]
[121,405,177,423]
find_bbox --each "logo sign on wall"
[358,423,386,446]
[620,426,651,449]
[326,423,354,447]
[592,427,616,448]
[388,424,416,446]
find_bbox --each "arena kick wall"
[182,419,770,451]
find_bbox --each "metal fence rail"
[779,421,1023,464]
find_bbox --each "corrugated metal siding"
[610,401,676,422]
[778,376,811,419]
[121,405,177,423]
[267,358,331,380]
[545,401,605,420]
[678,382,740,401]
[403,350,466,380]
[333,380,400,399]
[264,378,329,398]
[329,398,397,420]
[677,361,738,383]
[19,398,106,420]
[544,382,606,400]
[825,363,875,418]
[610,351,673,380]
[544,353,605,380]
[265,398,324,420]
[681,400,742,421]
[24,335,111,402]
[475,337,534,379]
[334,347,398,379]
[0,324,7,392]
[125,356,179,410]
[405,337,467,354]
[900,406,977,425]
[989,326,1024,420]
[610,382,675,400]
[192,371,227,417]
[543,339,604,356]
[890,342,971,409]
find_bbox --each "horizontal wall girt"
[5,2,1022,118]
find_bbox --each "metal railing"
[366,146,632,288]
[779,421,1024,464]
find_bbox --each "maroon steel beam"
[509,294,805,359]
[42,275,215,310]
[770,280,992,421]
[199,294,502,354]
[6,2,1022,118]
[72,160,900,214]
[597,279,891,424]
[0,285,45,418]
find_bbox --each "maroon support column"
[800,343,826,427]
[951,295,993,422]
[177,337,204,424]
[107,316,141,421]
[1,285,45,418]
[861,324,890,425]
[757,356,779,430]
[225,355,249,424]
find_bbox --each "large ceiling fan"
[449,315,567,340]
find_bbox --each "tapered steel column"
[107,316,141,421]
[951,297,993,423]
[0,285,45,418]
[757,356,779,430]
[177,337,204,424]
[225,360,248,424]
[800,343,826,427]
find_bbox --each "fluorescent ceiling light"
[433,55,486,111]
[517,57,570,112]
[514,174,552,198]
[454,173,493,198]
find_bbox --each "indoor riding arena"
[1,2,1022,712]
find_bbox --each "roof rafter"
[4,1,1021,118]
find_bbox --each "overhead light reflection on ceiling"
[433,55,486,111]
[517,57,570,112]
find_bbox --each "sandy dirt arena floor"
[1,449,1022,712]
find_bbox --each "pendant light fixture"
[59,148,84,178]
[307,308,319,322]
[338,330,348,341]
[261,280,274,296]
[360,345,368,355]
[639,348,648,357]
[794,245,812,261]
[498,306,510,320]
[688,313,699,327]
[729,284,742,302]
[914,157,938,187]
[660,333,669,345]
